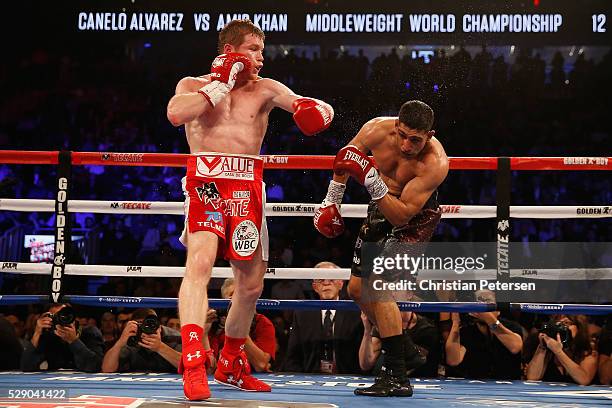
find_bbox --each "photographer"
[21,303,103,372]
[599,316,612,385]
[445,290,523,380]
[209,278,276,372]
[359,311,440,378]
[102,308,181,373]
[525,314,598,385]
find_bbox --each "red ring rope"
[0,150,610,171]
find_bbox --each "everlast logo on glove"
[344,150,369,170]
[316,105,332,125]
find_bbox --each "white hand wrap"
[199,82,230,107]
[323,180,346,206]
[364,168,389,200]
[199,62,245,107]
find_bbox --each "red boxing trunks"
[180,152,268,261]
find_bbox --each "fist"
[199,53,252,108]
[292,98,334,136]
[314,202,344,238]
[210,53,252,86]
[334,146,388,200]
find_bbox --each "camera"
[128,314,160,347]
[539,321,573,348]
[44,306,76,330]
[460,313,476,327]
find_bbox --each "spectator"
[116,311,132,332]
[359,311,440,378]
[167,315,181,331]
[4,313,26,339]
[208,278,276,373]
[101,308,181,373]
[21,303,103,372]
[525,314,598,385]
[0,316,23,370]
[598,316,611,385]
[445,290,523,380]
[100,311,119,351]
[283,262,363,374]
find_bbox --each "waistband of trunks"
[191,151,263,161]
[188,152,264,180]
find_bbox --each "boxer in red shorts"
[167,19,333,400]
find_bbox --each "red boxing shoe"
[214,351,271,392]
[178,347,212,400]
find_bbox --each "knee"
[234,281,264,303]
[185,249,214,282]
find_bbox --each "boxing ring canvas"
[0,372,610,408]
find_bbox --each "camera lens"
[141,315,160,334]
[55,306,75,326]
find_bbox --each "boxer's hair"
[399,100,434,132]
[218,19,265,54]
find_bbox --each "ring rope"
[2,262,611,280]
[0,150,611,170]
[1,198,610,219]
[0,295,610,315]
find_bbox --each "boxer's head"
[396,100,435,157]
[219,19,265,78]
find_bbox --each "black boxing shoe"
[354,369,413,397]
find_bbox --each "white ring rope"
[1,262,611,280]
[1,199,611,219]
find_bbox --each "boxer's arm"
[333,120,380,185]
[267,80,333,135]
[167,77,214,126]
[376,157,448,227]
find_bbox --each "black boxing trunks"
[351,191,441,278]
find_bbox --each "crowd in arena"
[1,274,611,385]
[1,43,611,383]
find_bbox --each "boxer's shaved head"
[218,19,265,54]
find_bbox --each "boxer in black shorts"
[351,192,441,278]
[314,101,448,397]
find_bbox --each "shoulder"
[420,137,449,180]
[82,325,103,338]
[175,75,210,93]
[360,117,394,146]
[364,116,394,132]
[257,77,293,95]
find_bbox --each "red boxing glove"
[314,203,344,238]
[313,180,346,238]
[199,53,252,108]
[292,98,334,136]
[334,145,389,200]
